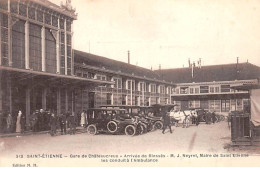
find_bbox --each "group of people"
[0,110,26,134]
[0,109,85,137]
[48,111,78,136]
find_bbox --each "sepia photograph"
[0,0,260,167]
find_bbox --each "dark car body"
[86,108,139,136]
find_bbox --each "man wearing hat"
[30,111,38,132]
[49,113,57,136]
[59,113,67,135]
[162,111,172,134]
[67,112,77,135]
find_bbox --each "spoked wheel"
[125,125,136,136]
[220,115,225,122]
[201,115,206,122]
[87,124,97,135]
[137,124,145,135]
[215,116,219,123]
[141,123,148,133]
[153,121,163,130]
[147,123,153,132]
[136,125,143,135]
[107,121,118,133]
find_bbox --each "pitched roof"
[74,50,161,80]
[155,63,260,83]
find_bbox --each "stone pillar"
[0,71,2,111]
[65,88,68,111]
[72,90,74,113]
[56,30,60,73]
[25,21,30,69]
[8,14,12,66]
[130,80,133,106]
[64,19,67,75]
[26,87,30,125]
[41,27,46,72]
[8,76,12,114]
[42,88,47,110]
[0,13,2,66]
[71,21,74,75]
[57,88,61,115]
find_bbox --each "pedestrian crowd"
[0,109,89,137]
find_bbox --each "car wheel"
[201,115,206,122]
[153,121,163,130]
[125,125,136,136]
[141,123,148,133]
[107,121,118,133]
[87,124,97,135]
[147,123,153,132]
[137,124,145,135]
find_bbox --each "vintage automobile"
[143,104,178,129]
[101,105,160,131]
[86,108,142,136]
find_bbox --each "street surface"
[1,121,259,166]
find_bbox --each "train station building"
[0,0,114,126]
[0,0,259,133]
[0,0,174,130]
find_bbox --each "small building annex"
[155,62,260,114]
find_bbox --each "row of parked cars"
[85,104,226,136]
[85,105,173,136]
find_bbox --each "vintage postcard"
[0,0,260,167]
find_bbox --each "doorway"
[88,92,95,108]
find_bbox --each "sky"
[51,0,260,69]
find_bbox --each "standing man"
[0,111,3,133]
[49,113,57,136]
[30,111,38,132]
[162,111,172,134]
[6,113,13,133]
[68,112,77,135]
[59,113,67,135]
[212,111,217,124]
[34,110,40,131]
[21,113,26,134]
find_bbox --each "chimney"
[191,62,194,78]
[237,57,239,64]
[159,64,161,70]
[128,51,130,64]
[199,58,202,68]
[188,58,191,68]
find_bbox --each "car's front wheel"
[125,125,136,136]
[87,124,97,135]
[137,124,145,135]
[107,121,118,133]
[153,121,163,130]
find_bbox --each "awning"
[172,93,249,101]
[0,66,113,87]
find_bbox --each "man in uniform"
[67,112,77,135]
[59,113,67,135]
[30,111,38,132]
[162,111,172,134]
[21,113,26,134]
[49,113,57,136]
